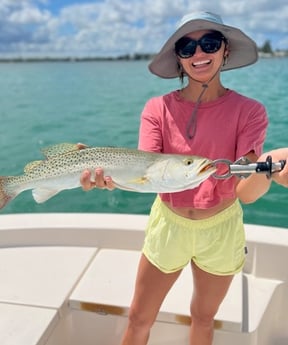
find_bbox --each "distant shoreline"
[0,54,154,63]
[0,51,287,63]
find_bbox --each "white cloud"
[0,0,287,57]
[8,6,50,24]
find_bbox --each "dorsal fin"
[40,143,88,158]
[24,160,43,173]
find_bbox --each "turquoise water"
[0,59,287,228]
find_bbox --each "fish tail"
[0,176,17,210]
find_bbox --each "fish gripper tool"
[212,155,286,179]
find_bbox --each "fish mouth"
[198,161,216,175]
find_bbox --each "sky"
[0,0,287,57]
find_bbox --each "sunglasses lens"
[175,37,197,58]
[200,35,222,53]
[175,33,224,58]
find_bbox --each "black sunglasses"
[175,32,226,58]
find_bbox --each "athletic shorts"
[142,196,246,275]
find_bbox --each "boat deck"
[0,213,287,345]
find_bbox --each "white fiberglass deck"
[0,213,287,345]
[69,249,243,330]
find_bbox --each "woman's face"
[177,30,227,83]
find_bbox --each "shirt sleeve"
[138,97,163,153]
[236,101,268,158]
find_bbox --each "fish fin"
[41,143,88,158]
[24,160,43,173]
[0,176,18,209]
[128,177,149,185]
[77,142,89,150]
[113,177,149,192]
[32,188,60,203]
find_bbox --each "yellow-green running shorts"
[142,197,246,275]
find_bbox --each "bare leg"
[190,262,234,345]
[121,254,182,345]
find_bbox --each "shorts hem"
[193,258,245,276]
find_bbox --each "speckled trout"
[0,143,216,209]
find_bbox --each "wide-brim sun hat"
[148,11,258,78]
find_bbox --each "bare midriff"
[163,198,237,220]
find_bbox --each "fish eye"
[185,159,194,165]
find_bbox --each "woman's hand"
[272,156,288,188]
[80,168,115,191]
[262,148,288,188]
[76,143,115,191]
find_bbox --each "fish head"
[185,156,217,187]
[148,154,216,191]
[169,155,216,188]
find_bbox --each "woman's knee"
[190,301,218,326]
[127,304,155,331]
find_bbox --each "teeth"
[193,60,210,66]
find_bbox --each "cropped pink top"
[138,90,268,208]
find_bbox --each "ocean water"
[0,59,287,228]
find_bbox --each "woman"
[81,11,288,345]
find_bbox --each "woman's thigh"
[190,261,234,319]
[129,254,182,323]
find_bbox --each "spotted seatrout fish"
[0,143,216,209]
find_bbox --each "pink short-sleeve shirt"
[138,90,268,208]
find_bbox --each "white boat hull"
[0,213,287,345]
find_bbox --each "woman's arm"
[236,149,288,204]
[268,148,288,188]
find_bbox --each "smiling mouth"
[192,60,211,67]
